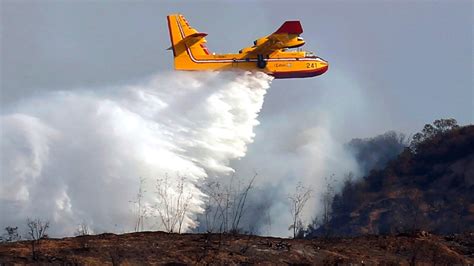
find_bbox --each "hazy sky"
[2,0,472,138]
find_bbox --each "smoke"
[346,131,408,176]
[0,71,272,236]
[230,69,372,237]
[1,67,388,238]
[228,124,361,236]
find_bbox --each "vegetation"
[131,176,147,233]
[199,173,257,234]
[347,131,408,175]
[288,182,312,238]
[74,222,91,236]
[0,227,21,243]
[26,218,50,241]
[409,118,459,152]
[155,175,193,234]
[24,218,50,261]
[308,120,473,237]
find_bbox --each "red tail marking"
[274,21,303,34]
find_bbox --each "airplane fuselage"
[167,14,328,79]
[175,50,328,79]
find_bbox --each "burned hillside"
[312,123,474,236]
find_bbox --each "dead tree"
[288,182,312,238]
[321,175,336,225]
[230,173,257,233]
[320,175,336,237]
[201,180,226,233]
[130,176,147,232]
[26,218,50,261]
[26,218,49,240]
[155,175,192,233]
[200,173,257,234]
[75,221,91,236]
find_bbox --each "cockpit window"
[305,51,316,58]
[305,52,326,62]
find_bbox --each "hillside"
[316,125,474,236]
[0,231,472,264]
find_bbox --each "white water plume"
[0,71,272,236]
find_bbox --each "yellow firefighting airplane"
[167,14,328,78]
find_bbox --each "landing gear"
[257,54,267,69]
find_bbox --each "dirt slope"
[0,231,472,264]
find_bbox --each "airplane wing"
[243,21,305,55]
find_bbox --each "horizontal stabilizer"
[166,32,208,51]
[274,21,303,34]
[188,32,208,38]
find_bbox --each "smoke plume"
[229,70,370,236]
[0,71,272,236]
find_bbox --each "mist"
[0,71,272,236]
[220,70,371,236]
[1,67,402,238]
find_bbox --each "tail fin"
[167,14,210,69]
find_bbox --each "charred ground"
[0,231,472,264]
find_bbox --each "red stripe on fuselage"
[200,44,210,55]
[271,65,328,79]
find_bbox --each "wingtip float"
[167,14,328,79]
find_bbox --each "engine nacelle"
[284,36,305,48]
[253,37,267,46]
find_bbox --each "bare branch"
[26,218,50,240]
[288,182,312,238]
[154,174,193,233]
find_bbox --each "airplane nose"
[317,61,328,75]
[318,64,329,75]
